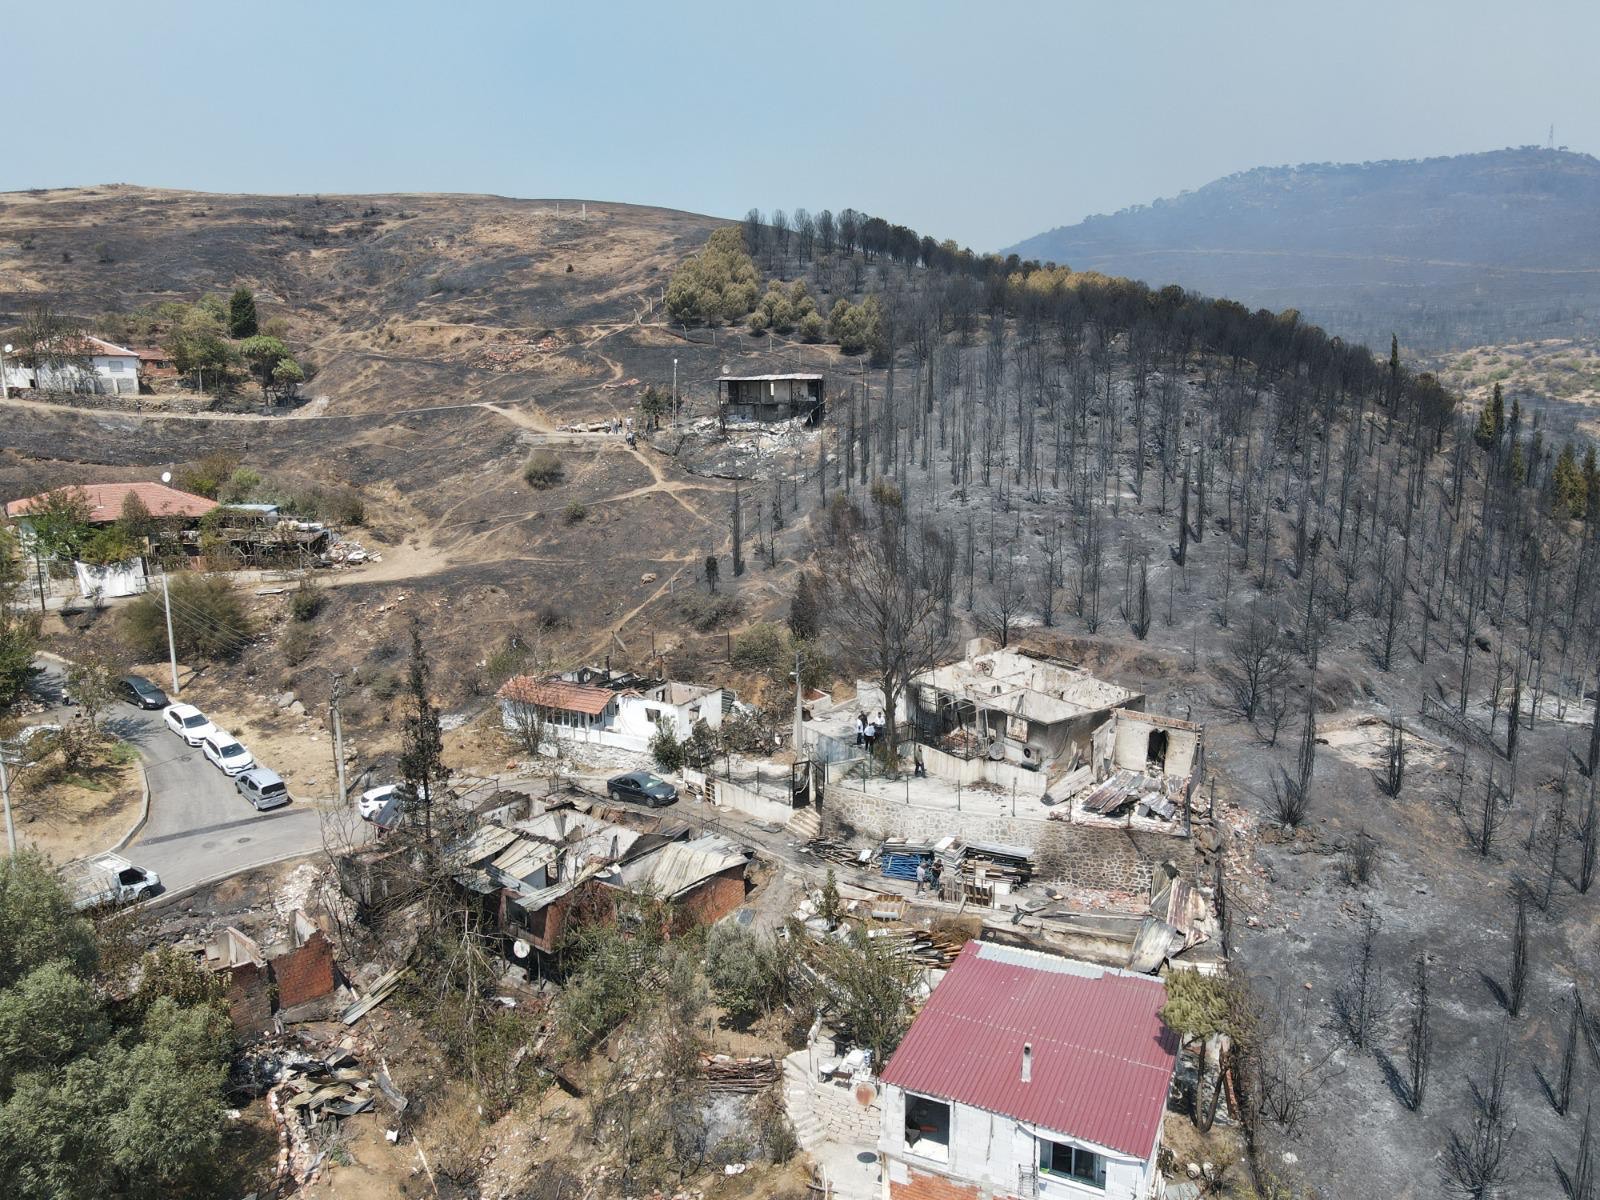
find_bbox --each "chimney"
[1021,1042,1033,1084]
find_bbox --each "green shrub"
[279,622,316,666]
[650,725,685,773]
[732,622,787,673]
[564,502,588,523]
[122,574,251,662]
[673,591,741,632]
[523,450,565,490]
[288,579,325,622]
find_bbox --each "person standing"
[915,861,927,895]
[864,716,877,753]
[855,711,866,747]
[914,742,927,778]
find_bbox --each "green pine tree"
[1474,382,1503,451]
[227,286,258,338]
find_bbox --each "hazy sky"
[5,1,1596,250]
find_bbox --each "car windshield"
[258,782,285,795]
[183,714,208,728]
[645,783,671,795]
[219,743,246,758]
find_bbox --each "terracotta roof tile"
[4,481,218,523]
[496,677,619,716]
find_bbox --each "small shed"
[716,373,825,424]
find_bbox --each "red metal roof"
[5,481,218,523]
[879,942,1177,1160]
[496,677,619,716]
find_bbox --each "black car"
[607,771,678,807]
[118,675,170,709]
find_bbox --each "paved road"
[32,659,344,894]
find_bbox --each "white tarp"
[74,557,147,599]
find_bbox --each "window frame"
[1038,1138,1105,1190]
[902,1093,951,1163]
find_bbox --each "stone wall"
[820,788,1195,894]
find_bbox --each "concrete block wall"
[821,790,1195,893]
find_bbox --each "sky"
[5,0,1598,250]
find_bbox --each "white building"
[496,673,731,754]
[2,336,142,395]
[879,942,1177,1200]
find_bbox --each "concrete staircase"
[783,1053,827,1147]
[787,807,822,841]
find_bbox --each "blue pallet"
[881,852,926,880]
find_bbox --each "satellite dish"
[160,471,172,484]
[513,939,531,959]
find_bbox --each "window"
[645,709,661,724]
[1039,1140,1105,1189]
[106,360,124,372]
[903,1094,950,1163]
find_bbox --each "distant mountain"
[1007,148,1600,351]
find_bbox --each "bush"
[564,502,588,523]
[288,579,325,622]
[175,451,240,500]
[650,725,685,773]
[122,574,252,662]
[673,591,741,632]
[523,450,565,490]
[279,622,316,666]
[732,623,787,674]
[705,923,793,1025]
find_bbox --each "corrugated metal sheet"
[878,941,1177,1160]
[616,835,747,898]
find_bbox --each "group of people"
[608,416,638,447]
[854,708,886,751]
[914,858,943,895]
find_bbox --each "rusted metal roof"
[879,941,1177,1160]
[495,677,618,716]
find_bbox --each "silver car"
[235,767,290,810]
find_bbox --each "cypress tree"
[228,286,259,338]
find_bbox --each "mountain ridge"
[1006,147,1600,349]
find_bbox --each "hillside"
[0,185,717,412]
[1007,147,1600,350]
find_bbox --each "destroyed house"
[446,807,750,965]
[910,644,1143,774]
[717,373,825,424]
[880,942,1177,1200]
[1065,708,1206,828]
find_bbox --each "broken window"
[904,1094,950,1162]
[1039,1139,1105,1189]
[1146,729,1168,770]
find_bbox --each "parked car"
[607,771,678,807]
[164,703,216,746]
[359,784,397,820]
[201,729,255,776]
[117,675,169,710]
[358,782,430,822]
[235,767,290,811]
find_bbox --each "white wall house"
[3,337,142,395]
[496,676,730,754]
[879,943,1177,1200]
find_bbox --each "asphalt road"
[31,659,342,895]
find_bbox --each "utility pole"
[33,544,45,614]
[160,567,180,696]
[673,357,679,414]
[1,741,17,857]
[329,674,347,803]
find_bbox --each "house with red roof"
[879,942,1178,1200]
[496,664,731,754]
[4,481,217,528]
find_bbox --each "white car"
[164,704,216,747]
[359,784,398,820]
[201,729,255,777]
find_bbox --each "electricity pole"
[329,674,347,803]
[161,567,180,696]
[1,741,17,857]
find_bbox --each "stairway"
[787,807,821,841]
[782,1053,826,1147]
